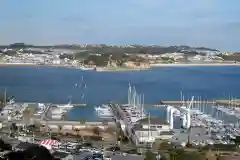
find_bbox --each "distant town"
[0,43,239,71]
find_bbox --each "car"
[92,153,103,159]
[84,156,94,160]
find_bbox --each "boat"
[95,104,110,111]
[95,105,113,117]
[56,101,74,109]
[79,66,94,70]
[57,104,74,109]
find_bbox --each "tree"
[80,119,86,124]
[144,150,156,160]
[10,123,18,133]
[5,145,58,160]
[158,141,171,151]
[216,156,221,160]
[93,127,101,136]
[0,139,12,151]
[169,151,178,160]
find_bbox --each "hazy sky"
[1,0,240,51]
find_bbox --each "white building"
[52,59,61,65]
[130,117,174,146]
[189,55,205,61]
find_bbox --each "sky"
[1,0,240,51]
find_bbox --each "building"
[136,117,170,131]
[130,117,174,146]
[52,59,61,65]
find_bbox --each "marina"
[0,83,240,160]
[94,84,240,148]
[0,67,239,159]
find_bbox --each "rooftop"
[159,131,175,135]
[132,124,157,131]
[136,117,168,125]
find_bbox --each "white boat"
[95,105,113,117]
[95,105,110,112]
[97,111,113,117]
[57,103,74,109]
[79,66,94,70]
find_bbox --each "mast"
[139,94,141,110]
[142,94,145,117]
[128,82,132,106]
[182,94,185,107]
[148,112,150,139]
[137,94,139,108]
[132,87,136,108]
[200,96,202,112]
[4,88,7,105]
[180,91,183,106]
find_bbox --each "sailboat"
[79,76,87,89]
[79,76,84,88]
[81,94,85,100]
[57,97,74,109]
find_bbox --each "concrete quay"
[49,103,87,107]
[16,103,87,107]
[160,100,240,107]
[215,100,240,106]
[161,100,215,105]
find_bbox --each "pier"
[111,100,240,108]
[160,100,240,107]
[52,103,87,107]
[215,100,240,106]
[161,100,215,105]
[17,103,87,107]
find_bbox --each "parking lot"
[171,127,211,145]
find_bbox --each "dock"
[16,103,87,107]
[161,100,215,105]
[215,100,240,106]
[52,103,87,107]
[112,100,240,108]
[161,100,240,107]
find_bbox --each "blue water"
[0,66,239,121]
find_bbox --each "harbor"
[0,83,240,160]
[0,70,239,160]
[93,83,240,148]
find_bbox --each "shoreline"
[0,63,80,69]
[150,63,240,67]
[0,62,240,71]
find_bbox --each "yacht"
[57,103,74,109]
[79,66,94,70]
[95,104,110,112]
[95,105,113,117]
